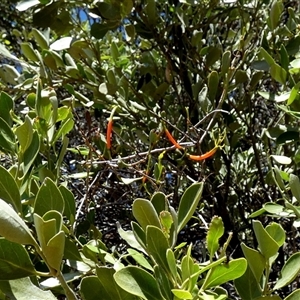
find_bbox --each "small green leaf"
[146,226,169,271]
[114,266,164,300]
[159,211,173,236]
[64,237,82,261]
[132,199,161,230]
[127,249,153,271]
[80,276,108,300]
[50,37,72,51]
[15,116,33,153]
[202,258,247,289]
[285,289,300,300]
[145,0,157,26]
[260,47,275,66]
[274,252,300,290]
[95,267,134,300]
[269,0,284,31]
[0,199,35,245]
[16,0,40,11]
[207,216,224,259]
[0,277,56,299]
[241,243,265,282]
[166,249,177,280]
[59,185,75,224]
[0,165,21,212]
[270,63,287,85]
[234,266,262,300]
[221,50,231,78]
[171,289,193,299]
[31,28,49,49]
[265,223,285,247]
[271,155,292,165]
[150,192,167,215]
[177,183,204,232]
[22,130,40,176]
[43,231,65,270]
[21,42,39,61]
[208,71,219,101]
[289,174,300,202]
[117,222,146,253]
[253,220,279,259]
[0,117,16,154]
[0,92,13,126]
[0,239,36,280]
[34,177,65,216]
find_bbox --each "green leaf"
[127,249,153,271]
[265,223,285,247]
[16,0,40,11]
[132,199,161,231]
[241,243,265,283]
[0,277,56,299]
[171,289,193,299]
[289,174,300,202]
[145,0,157,26]
[0,239,36,280]
[260,47,275,66]
[0,199,36,245]
[50,37,72,51]
[131,221,147,249]
[202,258,247,289]
[43,230,65,270]
[221,50,231,78]
[159,211,173,236]
[80,276,108,300]
[207,216,224,259]
[270,63,287,85]
[285,289,300,300]
[154,265,173,300]
[96,2,121,20]
[90,23,111,39]
[0,117,16,154]
[274,252,300,290]
[271,155,292,165]
[64,237,82,261]
[31,28,49,49]
[252,220,279,259]
[269,0,284,31]
[234,266,262,300]
[34,177,65,216]
[22,130,40,177]
[287,82,300,105]
[59,185,75,224]
[258,91,290,102]
[166,249,177,280]
[15,116,33,153]
[114,266,164,300]
[0,165,21,212]
[206,47,221,67]
[208,71,219,101]
[21,42,39,61]
[177,182,204,232]
[150,192,167,215]
[95,266,134,300]
[0,92,13,126]
[117,222,146,253]
[146,226,169,271]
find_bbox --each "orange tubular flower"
[106,119,113,150]
[165,129,183,149]
[188,146,218,161]
[106,107,117,150]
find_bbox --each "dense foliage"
[1,0,300,299]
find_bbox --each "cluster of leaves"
[1,0,300,299]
